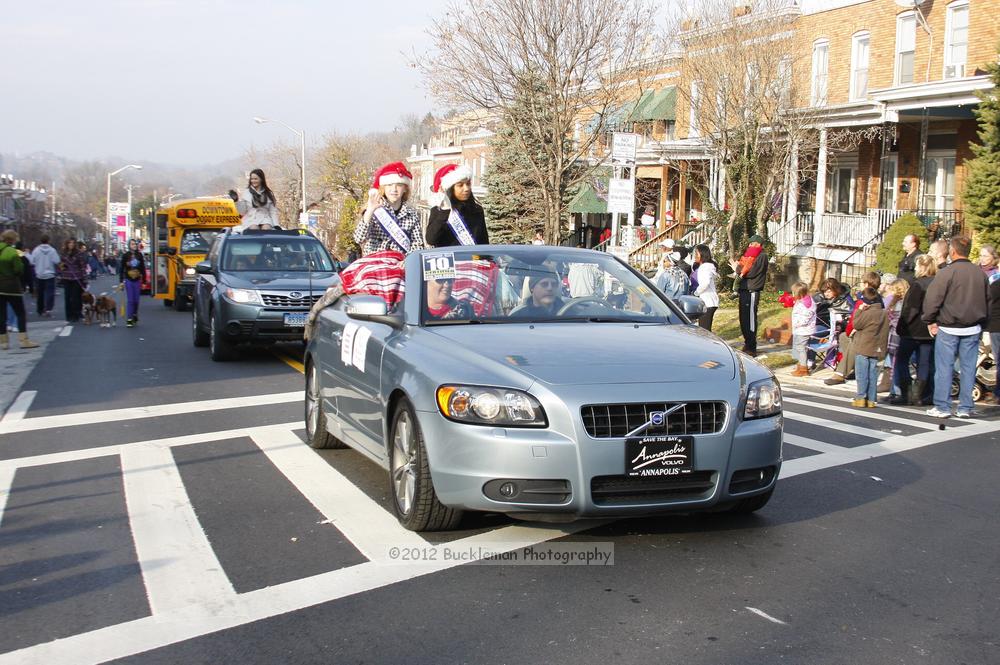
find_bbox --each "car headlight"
[744,378,781,420]
[436,385,547,427]
[224,288,262,305]
[184,267,197,276]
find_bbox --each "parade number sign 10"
[423,252,456,281]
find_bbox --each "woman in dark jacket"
[425,164,489,247]
[893,255,937,405]
[118,239,147,327]
[58,238,88,323]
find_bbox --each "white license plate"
[283,312,308,327]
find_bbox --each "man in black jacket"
[921,236,989,418]
[897,234,922,283]
[735,235,767,356]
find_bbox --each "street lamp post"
[253,116,306,228]
[106,164,142,252]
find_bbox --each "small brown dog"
[94,294,117,328]
[81,291,96,325]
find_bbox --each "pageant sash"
[446,209,476,246]
[373,206,411,253]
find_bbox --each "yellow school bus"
[152,198,242,310]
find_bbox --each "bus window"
[181,229,224,254]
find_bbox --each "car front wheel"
[209,310,236,361]
[192,307,209,347]
[389,399,462,532]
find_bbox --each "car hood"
[425,323,737,385]
[222,271,339,291]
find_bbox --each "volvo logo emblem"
[288,291,303,299]
[650,411,665,426]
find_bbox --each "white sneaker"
[925,407,951,418]
[954,410,976,419]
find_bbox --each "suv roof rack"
[238,228,316,238]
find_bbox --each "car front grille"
[260,292,323,308]
[581,402,727,438]
[590,472,716,506]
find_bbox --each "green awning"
[626,89,656,122]
[631,87,676,122]
[568,182,607,214]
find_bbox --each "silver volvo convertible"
[304,246,782,531]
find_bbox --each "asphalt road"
[1,288,998,665]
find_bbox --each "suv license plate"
[625,435,693,478]
[284,312,308,327]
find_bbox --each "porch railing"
[627,223,684,272]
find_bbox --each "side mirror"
[346,295,403,329]
[676,295,706,321]
[195,260,212,275]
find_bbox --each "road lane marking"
[1,391,36,423]
[250,426,426,558]
[783,396,939,429]
[0,467,14,528]
[0,520,603,665]
[58,326,72,336]
[782,433,848,455]
[781,410,892,440]
[746,607,787,625]
[121,444,237,614]
[273,351,305,374]
[0,391,303,434]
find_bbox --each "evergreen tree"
[875,213,928,275]
[482,76,580,244]
[963,49,1000,247]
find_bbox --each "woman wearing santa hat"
[425,164,489,248]
[353,162,424,256]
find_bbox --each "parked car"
[193,229,340,360]
[304,245,782,531]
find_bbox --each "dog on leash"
[81,291,96,325]
[94,294,117,328]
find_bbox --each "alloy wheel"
[391,411,417,516]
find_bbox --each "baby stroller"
[950,336,997,402]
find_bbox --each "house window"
[880,156,898,210]
[776,56,793,108]
[921,153,957,211]
[896,13,916,85]
[811,40,829,106]
[689,81,701,138]
[850,32,870,100]
[944,2,969,78]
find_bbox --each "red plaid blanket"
[340,250,406,306]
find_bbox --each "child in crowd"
[790,281,816,377]
[881,277,909,401]
[850,287,889,408]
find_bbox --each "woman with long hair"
[692,244,718,330]
[425,164,489,247]
[353,162,424,256]
[58,238,88,323]
[237,168,280,230]
[118,238,147,327]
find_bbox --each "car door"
[196,237,221,329]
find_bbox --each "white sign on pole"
[611,132,638,164]
[607,178,635,214]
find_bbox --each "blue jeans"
[35,277,55,314]
[933,330,979,413]
[856,354,879,402]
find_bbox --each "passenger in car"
[425,277,472,320]
[511,270,565,319]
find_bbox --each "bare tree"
[667,0,818,261]
[419,0,654,244]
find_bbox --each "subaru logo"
[288,291,303,299]
[650,411,665,426]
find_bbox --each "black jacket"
[425,198,489,247]
[738,251,768,292]
[897,275,933,341]
[921,259,989,328]
[988,277,1000,334]
[118,250,147,282]
[898,249,922,283]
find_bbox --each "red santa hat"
[372,162,413,189]
[432,164,472,194]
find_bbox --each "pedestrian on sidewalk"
[825,271,881,385]
[979,244,998,279]
[898,234,923,284]
[734,235,767,357]
[790,281,816,377]
[879,276,909,398]
[929,239,949,271]
[985,271,1000,405]
[850,287,889,408]
[118,238,147,327]
[922,236,989,418]
[0,230,40,350]
[425,164,489,248]
[692,244,718,331]
[30,234,59,317]
[894,255,937,405]
[58,238,88,323]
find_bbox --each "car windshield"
[222,238,334,272]
[181,229,224,254]
[419,248,685,326]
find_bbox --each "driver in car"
[426,277,472,320]
[512,270,565,318]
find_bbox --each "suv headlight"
[743,378,781,420]
[225,288,262,305]
[436,385,547,427]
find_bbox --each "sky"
[1,0,452,166]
